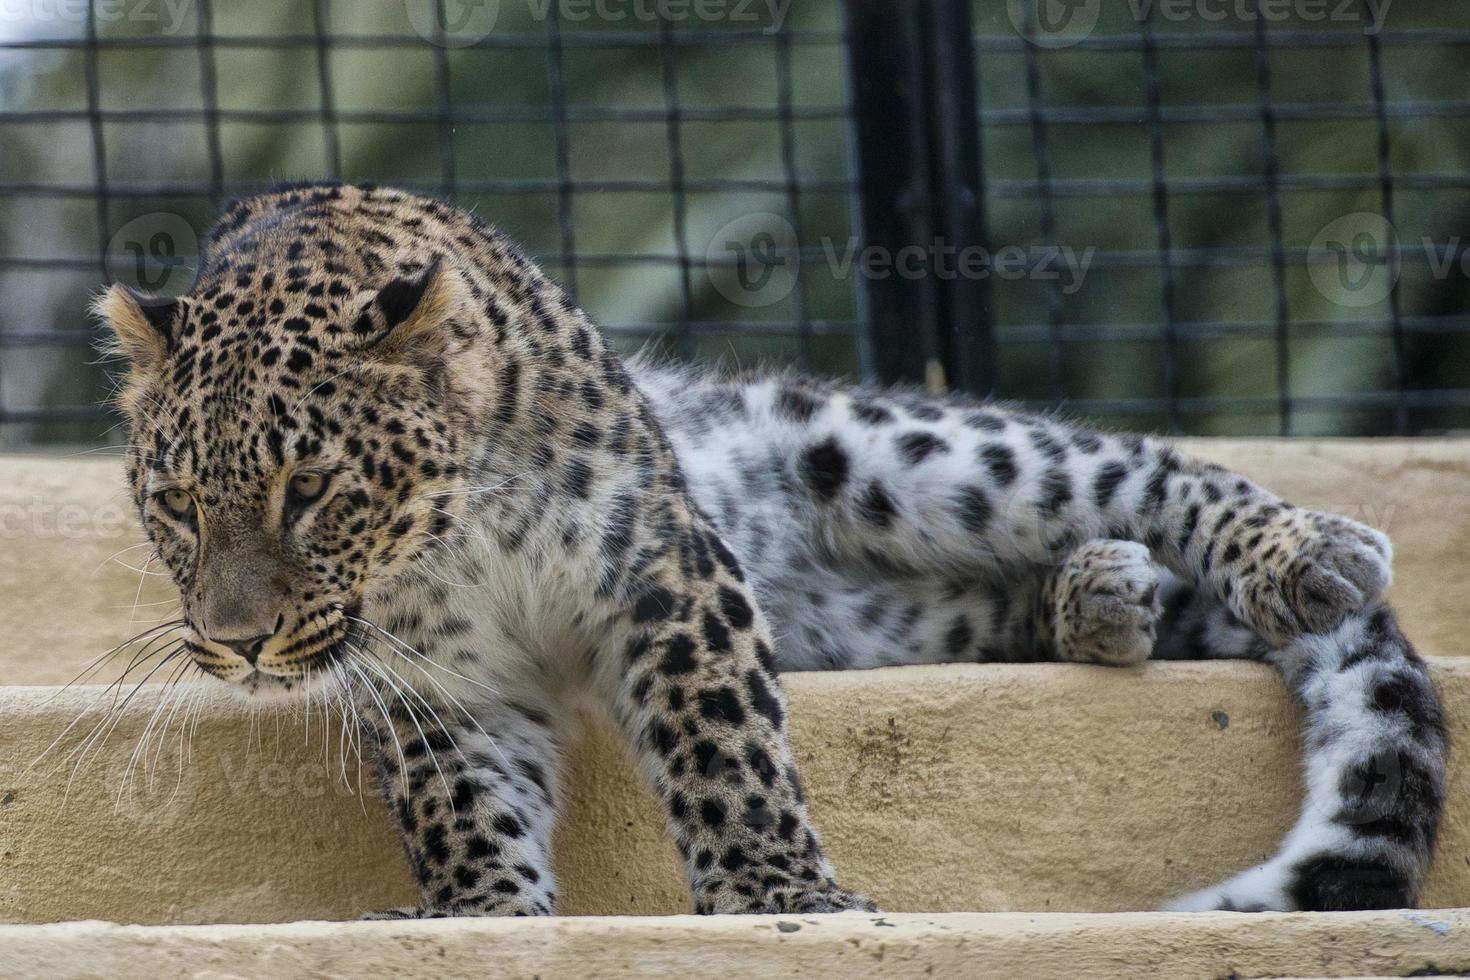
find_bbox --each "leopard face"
[98,208,491,700]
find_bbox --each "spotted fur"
[98,183,1445,916]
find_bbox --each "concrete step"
[3,910,1469,979]
[2,441,1469,977]
[3,664,1470,977]
[3,659,1469,921]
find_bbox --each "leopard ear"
[92,284,183,370]
[349,258,474,361]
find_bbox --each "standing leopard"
[95,182,1446,916]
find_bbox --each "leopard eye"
[289,471,327,504]
[159,489,195,520]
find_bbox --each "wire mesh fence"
[0,0,1467,448]
[973,3,1470,437]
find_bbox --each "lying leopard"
[96,182,1445,916]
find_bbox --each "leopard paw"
[1052,539,1161,666]
[698,872,877,915]
[361,905,432,921]
[1228,509,1391,645]
[361,897,551,919]
[715,885,877,915]
[769,886,878,914]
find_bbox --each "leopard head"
[96,248,492,700]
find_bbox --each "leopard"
[95,182,1446,917]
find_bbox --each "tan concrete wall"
[3,660,1470,926]
[2,440,1468,687]
[4,910,1469,980]
[0,454,177,687]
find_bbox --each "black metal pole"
[843,0,995,397]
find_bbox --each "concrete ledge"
[3,660,1470,925]
[3,910,1469,979]
[3,440,1469,688]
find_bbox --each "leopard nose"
[219,633,271,665]
[211,614,283,665]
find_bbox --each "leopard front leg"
[1129,446,1392,645]
[595,533,875,915]
[362,690,562,919]
[1037,538,1162,665]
